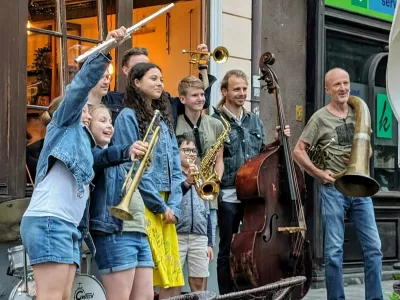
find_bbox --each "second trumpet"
[182,46,229,68]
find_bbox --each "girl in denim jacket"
[86,104,158,300]
[101,62,184,300]
[20,28,126,300]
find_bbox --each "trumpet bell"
[212,46,229,64]
[334,174,380,198]
[109,205,134,221]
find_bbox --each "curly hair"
[124,62,173,137]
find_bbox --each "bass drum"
[8,278,36,300]
[70,274,106,300]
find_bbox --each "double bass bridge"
[278,227,306,234]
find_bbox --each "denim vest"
[90,108,183,233]
[35,53,112,197]
[213,108,265,188]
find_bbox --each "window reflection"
[326,30,386,84]
[28,0,58,30]
[27,34,60,106]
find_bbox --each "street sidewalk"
[303,280,396,300]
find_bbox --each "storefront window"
[326,30,386,84]
[26,0,106,187]
[326,30,399,192]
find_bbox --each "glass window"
[28,0,58,31]
[26,0,107,188]
[27,34,61,106]
[325,30,386,84]
[66,0,98,39]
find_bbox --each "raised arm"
[53,53,111,127]
[53,27,126,127]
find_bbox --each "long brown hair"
[124,62,172,137]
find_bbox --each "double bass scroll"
[230,52,312,299]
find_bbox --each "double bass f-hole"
[263,214,279,243]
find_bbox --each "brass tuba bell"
[333,97,380,197]
[307,96,380,197]
[182,46,229,68]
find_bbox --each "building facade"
[0,0,399,298]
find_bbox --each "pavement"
[303,280,396,300]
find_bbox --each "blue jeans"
[210,209,217,245]
[320,185,383,300]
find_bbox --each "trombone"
[182,46,229,68]
[109,110,161,221]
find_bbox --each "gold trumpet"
[109,110,161,221]
[182,46,229,68]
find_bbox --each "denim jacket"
[213,107,265,188]
[103,108,182,226]
[78,144,130,234]
[35,53,112,197]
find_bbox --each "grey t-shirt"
[175,114,225,209]
[299,106,355,174]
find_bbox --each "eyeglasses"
[101,74,112,81]
[180,148,197,155]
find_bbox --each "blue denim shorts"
[92,232,154,274]
[20,216,81,267]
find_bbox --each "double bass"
[230,52,312,298]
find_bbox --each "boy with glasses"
[176,134,213,292]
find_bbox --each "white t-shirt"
[24,160,89,226]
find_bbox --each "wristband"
[198,65,208,70]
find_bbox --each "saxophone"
[193,115,231,201]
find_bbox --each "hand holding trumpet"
[129,141,149,161]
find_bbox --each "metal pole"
[251,0,262,116]
[97,0,107,40]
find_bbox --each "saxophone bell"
[193,115,230,201]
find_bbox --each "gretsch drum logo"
[74,283,94,300]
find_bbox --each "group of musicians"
[20,26,384,300]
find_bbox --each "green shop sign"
[325,0,396,22]
[376,93,393,139]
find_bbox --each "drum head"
[71,274,106,300]
[8,279,36,300]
